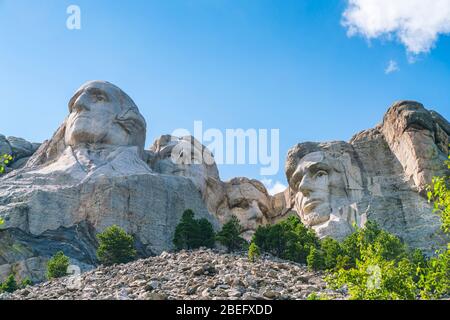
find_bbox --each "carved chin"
[300,204,331,227]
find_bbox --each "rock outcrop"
[1,81,449,284]
[0,81,218,282]
[0,249,346,300]
[0,135,40,171]
[285,101,450,253]
[148,135,278,241]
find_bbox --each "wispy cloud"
[261,179,287,196]
[342,0,450,56]
[385,60,399,74]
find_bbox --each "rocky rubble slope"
[0,249,346,300]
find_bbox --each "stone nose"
[248,201,263,220]
[72,93,91,113]
[298,175,313,197]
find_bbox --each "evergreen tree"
[96,225,137,266]
[216,215,247,252]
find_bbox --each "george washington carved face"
[65,81,146,150]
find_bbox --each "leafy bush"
[420,151,450,298]
[173,209,216,250]
[0,274,34,293]
[320,237,345,270]
[248,241,261,262]
[0,274,18,293]
[97,225,137,266]
[21,278,33,288]
[216,215,247,252]
[307,246,325,271]
[427,152,450,233]
[328,254,418,300]
[418,246,450,299]
[47,251,70,279]
[0,154,13,174]
[253,216,320,264]
[325,221,420,299]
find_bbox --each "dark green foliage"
[253,216,320,264]
[418,247,450,299]
[47,251,70,279]
[20,278,33,288]
[307,246,325,271]
[197,218,216,248]
[173,210,215,250]
[216,215,247,252]
[319,237,344,270]
[337,221,407,269]
[96,225,137,266]
[427,151,450,233]
[0,274,18,293]
[326,223,419,300]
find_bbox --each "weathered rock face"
[148,136,277,241]
[0,135,40,171]
[214,178,273,241]
[285,101,450,253]
[1,83,449,284]
[0,81,218,282]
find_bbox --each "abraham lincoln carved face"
[286,142,364,239]
[65,81,146,150]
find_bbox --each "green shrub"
[326,222,420,300]
[418,246,450,299]
[248,241,261,262]
[216,215,247,252]
[328,254,418,300]
[0,274,18,293]
[0,154,13,174]
[427,152,450,233]
[320,237,345,270]
[420,152,450,298]
[197,218,216,248]
[253,216,320,264]
[307,246,325,271]
[173,210,215,250]
[96,225,137,266]
[47,251,70,279]
[20,278,33,288]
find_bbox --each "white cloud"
[342,0,450,55]
[261,179,287,196]
[385,60,399,74]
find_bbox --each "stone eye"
[88,88,108,102]
[314,170,328,178]
[232,199,249,210]
[95,94,107,102]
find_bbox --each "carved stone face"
[382,101,448,191]
[218,178,271,240]
[288,151,348,227]
[65,81,146,150]
[151,135,219,196]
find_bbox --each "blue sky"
[1,0,449,192]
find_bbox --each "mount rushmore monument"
[0,81,449,282]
